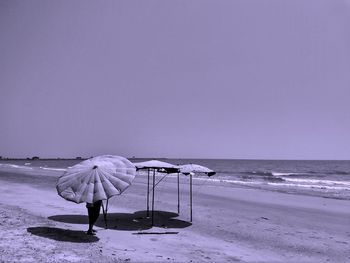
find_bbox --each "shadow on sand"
[48,210,192,231]
[27,227,99,243]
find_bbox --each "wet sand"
[0,166,350,262]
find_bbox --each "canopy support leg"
[177,172,180,214]
[190,173,193,222]
[147,168,150,217]
[152,169,155,226]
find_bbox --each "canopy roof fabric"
[179,164,216,177]
[133,160,180,173]
[56,156,136,204]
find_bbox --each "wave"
[239,171,302,177]
[267,182,350,191]
[212,170,235,175]
[216,169,350,178]
[206,176,350,191]
[323,170,350,175]
[282,177,350,187]
[204,177,350,191]
[0,163,66,172]
[188,174,350,191]
[271,172,302,177]
[189,169,350,181]
[246,171,274,176]
[39,167,66,172]
[195,177,262,186]
[0,164,33,169]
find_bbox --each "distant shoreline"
[1,157,349,161]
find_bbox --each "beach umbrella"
[94,155,136,173]
[133,160,180,225]
[56,155,136,226]
[179,164,216,222]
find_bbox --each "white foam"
[272,172,301,176]
[136,171,261,186]
[0,164,20,168]
[0,163,66,172]
[194,176,262,186]
[39,167,67,172]
[0,163,32,169]
[195,175,350,190]
[267,182,350,191]
[282,177,350,187]
[136,169,350,191]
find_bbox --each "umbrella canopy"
[134,160,179,173]
[94,155,136,178]
[56,156,136,204]
[179,164,216,177]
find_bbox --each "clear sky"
[1,0,350,159]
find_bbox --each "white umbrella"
[133,160,180,225]
[94,155,136,184]
[179,164,216,222]
[56,155,136,226]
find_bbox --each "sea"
[1,158,350,200]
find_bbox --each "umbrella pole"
[147,168,150,217]
[106,199,109,226]
[152,169,155,226]
[190,173,193,222]
[177,172,180,214]
[101,201,108,229]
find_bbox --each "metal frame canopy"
[179,164,216,222]
[134,160,180,225]
[133,160,216,224]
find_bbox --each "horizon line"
[0,156,349,162]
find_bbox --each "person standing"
[86,200,102,235]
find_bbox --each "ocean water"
[1,158,350,200]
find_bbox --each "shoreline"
[1,167,350,262]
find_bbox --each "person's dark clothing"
[86,200,102,234]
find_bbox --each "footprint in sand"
[308,235,320,239]
[335,240,348,244]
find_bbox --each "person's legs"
[87,201,102,235]
[87,206,94,234]
[92,201,102,225]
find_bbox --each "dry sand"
[0,166,350,262]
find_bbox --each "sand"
[0,166,350,262]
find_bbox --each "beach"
[0,163,350,263]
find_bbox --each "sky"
[1,0,350,160]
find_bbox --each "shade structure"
[179,164,216,176]
[134,160,179,173]
[133,160,180,225]
[56,156,136,204]
[179,164,216,222]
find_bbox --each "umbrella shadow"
[27,227,99,243]
[133,210,192,229]
[48,210,192,231]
